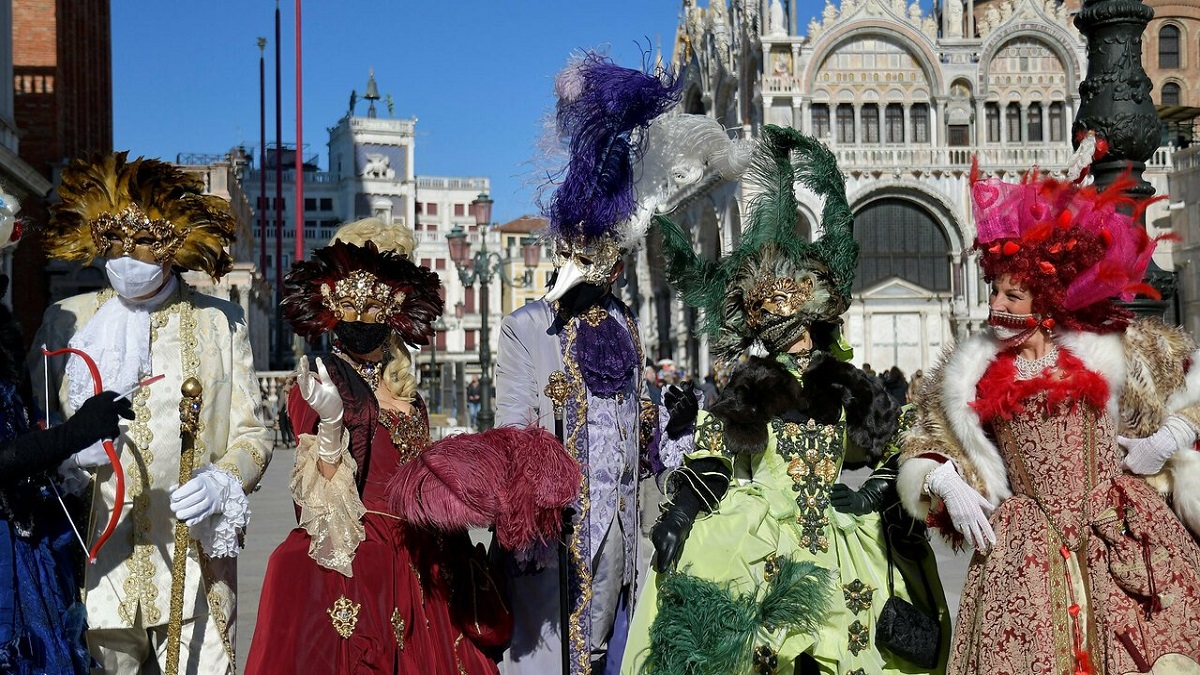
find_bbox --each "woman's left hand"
[1119,415,1197,475]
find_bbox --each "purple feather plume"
[545,52,681,242]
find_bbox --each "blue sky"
[112,1,826,222]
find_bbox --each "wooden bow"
[42,345,124,563]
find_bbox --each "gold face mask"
[744,275,815,329]
[319,270,407,324]
[90,204,185,264]
[553,235,622,286]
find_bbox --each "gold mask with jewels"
[553,235,622,285]
[320,270,407,324]
[90,204,185,263]
[744,275,815,329]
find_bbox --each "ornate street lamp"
[1072,0,1172,316]
[446,192,542,430]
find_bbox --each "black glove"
[663,382,700,440]
[829,478,891,515]
[651,458,731,573]
[0,391,133,481]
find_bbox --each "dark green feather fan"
[655,125,857,361]
[644,556,832,675]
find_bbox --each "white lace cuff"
[189,466,250,559]
[292,432,365,577]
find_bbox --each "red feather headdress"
[282,240,443,346]
[972,162,1166,333]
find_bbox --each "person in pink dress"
[899,163,1200,674]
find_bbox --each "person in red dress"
[899,160,1200,674]
[246,220,507,674]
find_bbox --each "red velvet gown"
[246,383,501,675]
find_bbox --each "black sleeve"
[0,424,87,482]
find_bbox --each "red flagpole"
[294,0,304,263]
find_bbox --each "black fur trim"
[709,353,900,461]
[708,356,804,454]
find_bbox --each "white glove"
[66,441,113,469]
[1119,415,1198,475]
[924,461,996,551]
[315,420,346,465]
[170,469,231,526]
[297,356,343,424]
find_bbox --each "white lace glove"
[924,461,996,551]
[297,356,343,424]
[65,441,113,469]
[1119,415,1198,475]
[170,469,231,526]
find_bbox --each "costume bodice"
[981,356,1122,550]
[361,402,429,511]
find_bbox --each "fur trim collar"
[939,330,1126,505]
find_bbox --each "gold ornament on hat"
[45,152,237,278]
[744,274,816,329]
[319,269,408,323]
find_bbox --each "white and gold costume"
[32,283,271,672]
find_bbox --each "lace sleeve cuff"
[290,431,366,577]
[189,466,250,559]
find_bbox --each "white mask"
[105,257,167,299]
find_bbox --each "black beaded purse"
[874,526,941,669]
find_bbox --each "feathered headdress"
[282,240,443,346]
[541,51,683,252]
[657,125,858,361]
[972,162,1162,333]
[44,152,238,278]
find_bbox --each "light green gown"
[622,388,950,675]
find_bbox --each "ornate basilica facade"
[638,0,1181,378]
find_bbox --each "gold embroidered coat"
[30,284,272,657]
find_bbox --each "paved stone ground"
[234,447,970,672]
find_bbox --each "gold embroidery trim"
[561,318,595,675]
[328,595,361,639]
[391,608,405,649]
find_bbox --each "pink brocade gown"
[951,391,1200,675]
[245,408,501,675]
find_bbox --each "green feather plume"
[653,125,858,359]
[644,557,833,675]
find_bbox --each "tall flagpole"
[258,37,267,278]
[273,0,284,368]
[294,0,304,264]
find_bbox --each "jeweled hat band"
[319,269,408,323]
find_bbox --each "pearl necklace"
[1014,343,1059,380]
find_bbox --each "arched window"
[811,104,831,139]
[986,103,1001,143]
[911,103,930,143]
[1159,25,1180,69]
[1049,102,1065,142]
[837,104,855,143]
[1162,82,1182,106]
[1006,103,1023,142]
[853,198,951,291]
[885,104,904,143]
[862,104,880,143]
[1027,103,1044,142]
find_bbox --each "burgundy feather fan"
[387,425,581,552]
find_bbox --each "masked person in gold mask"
[30,153,273,673]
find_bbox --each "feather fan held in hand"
[386,425,581,553]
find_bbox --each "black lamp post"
[1072,0,1173,316]
[446,192,542,430]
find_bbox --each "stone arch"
[978,25,1081,99]
[802,22,944,95]
[850,194,953,292]
[848,180,964,253]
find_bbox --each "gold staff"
[166,377,203,675]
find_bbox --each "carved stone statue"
[769,0,786,35]
[361,153,395,180]
[946,0,964,37]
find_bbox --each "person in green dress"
[620,126,950,675]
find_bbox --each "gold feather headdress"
[45,152,238,278]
